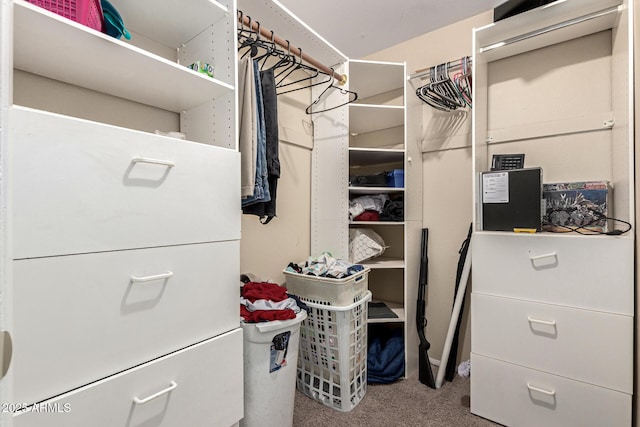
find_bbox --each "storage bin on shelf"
[26,0,104,32]
[282,267,370,307]
[386,169,404,188]
[296,291,372,412]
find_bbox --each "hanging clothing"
[242,60,270,207]
[243,66,280,223]
[238,56,257,198]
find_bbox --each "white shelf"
[350,221,405,226]
[349,104,404,135]
[14,1,233,113]
[361,257,405,269]
[349,60,405,100]
[349,147,404,166]
[368,300,405,324]
[113,0,229,48]
[349,187,404,194]
[475,0,621,62]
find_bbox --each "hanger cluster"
[415,57,472,112]
[237,11,357,114]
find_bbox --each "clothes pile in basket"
[240,281,307,323]
[285,252,364,279]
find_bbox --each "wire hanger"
[305,68,358,114]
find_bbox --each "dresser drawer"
[470,354,631,427]
[11,107,240,259]
[472,293,632,392]
[12,241,239,405]
[472,232,633,315]
[14,330,243,427]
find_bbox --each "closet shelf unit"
[2,0,242,425]
[14,0,233,114]
[470,0,634,425]
[348,59,410,370]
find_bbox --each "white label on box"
[483,172,509,203]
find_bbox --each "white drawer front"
[472,232,633,315]
[14,330,244,427]
[12,107,241,259]
[13,241,240,405]
[470,354,631,427]
[472,293,632,392]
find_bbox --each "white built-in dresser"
[471,0,634,426]
[0,1,243,426]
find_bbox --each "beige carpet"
[292,374,500,427]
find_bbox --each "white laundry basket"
[282,267,370,306]
[296,291,371,412]
[241,310,307,427]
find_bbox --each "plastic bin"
[386,169,404,188]
[241,310,307,427]
[296,291,371,412]
[283,268,370,306]
[26,0,104,32]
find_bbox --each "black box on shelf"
[494,0,556,22]
[480,167,543,232]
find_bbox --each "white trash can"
[240,310,307,427]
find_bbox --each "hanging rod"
[479,5,619,53]
[408,57,472,81]
[238,12,347,85]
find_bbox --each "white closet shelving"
[347,59,410,365]
[470,0,634,426]
[1,0,242,425]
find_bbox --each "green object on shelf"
[101,0,131,40]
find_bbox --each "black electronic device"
[491,153,525,171]
[480,167,543,231]
[494,0,556,22]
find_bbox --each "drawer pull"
[529,252,557,262]
[132,157,176,168]
[527,316,556,327]
[133,381,178,404]
[130,271,174,283]
[527,383,556,396]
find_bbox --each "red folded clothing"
[354,210,380,221]
[240,305,296,322]
[242,281,289,302]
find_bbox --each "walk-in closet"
[0,0,638,426]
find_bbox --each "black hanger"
[276,48,322,88]
[305,69,358,114]
[238,16,260,58]
[277,67,332,95]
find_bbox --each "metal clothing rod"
[409,58,472,81]
[238,12,347,85]
[480,6,619,53]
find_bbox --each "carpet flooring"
[292,374,501,427]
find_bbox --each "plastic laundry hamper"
[241,310,307,427]
[296,291,371,412]
[282,267,370,307]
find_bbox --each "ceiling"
[276,0,508,59]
